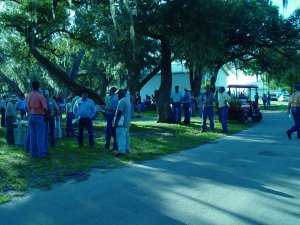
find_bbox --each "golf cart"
[227,84,262,123]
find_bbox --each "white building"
[140,62,230,100]
[140,62,284,101]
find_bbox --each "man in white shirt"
[218,86,231,133]
[114,89,131,157]
[170,85,182,123]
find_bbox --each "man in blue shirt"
[170,85,182,123]
[200,85,215,132]
[182,88,191,124]
[104,87,118,150]
[73,92,96,150]
[16,93,26,120]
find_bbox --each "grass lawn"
[0,112,253,204]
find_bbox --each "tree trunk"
[156,39,172,123]
[70,49,85,80]
[210,64,222,93]
[28,45,104,104]
[190,66,203,97]
[127,68,140,95]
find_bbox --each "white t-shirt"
[117,95,131,128]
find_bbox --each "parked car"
[278,94,290,102]
[270,93,279,101]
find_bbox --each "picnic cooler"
[14,127,27,145]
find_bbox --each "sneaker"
[200,128,205,133]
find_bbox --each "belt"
[29,114,44,116]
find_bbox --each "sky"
[272,0,300,17]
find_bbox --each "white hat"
[9,94,19,101]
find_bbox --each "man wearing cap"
[5,95,18,144]
[43,90,59,148]
[26,81,48,158]
[218,86,231,134]
[65,97,75,137]
[182,88,191,124]
[0,95,7,127]
[286,84,300,139]
[170,85,182,123]
[73,92,96,150]
[200,85,215,132]
[104,87,118,150]
[114,89,131,157]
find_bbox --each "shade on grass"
[0,116,250,204]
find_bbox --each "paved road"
[1,111,300,225]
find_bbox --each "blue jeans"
[78,118,94,147]
[172,102,181,123]
[5,116,15,144]
[266,100,271,109]
[24,126,30,153]
[202,106,214,131]
[66,112,75,137]
[183,103,190,124]
[220,106,229,133]
[287,107,300,137]
[28,115,47,158]
[48,117,55,147]
[105,113,117,149]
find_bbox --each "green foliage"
[0,0,299,98]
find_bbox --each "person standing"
[135,92,142,118]
[73,92,96,150]
[26,81,48,158]
[267,91,271,110]
[286,84,300,139]
[5,95,18,144]
[65,97,75,137]
[200,85,215,132]
[43,90,59,148]
[218,86,231,134]
[170,85,182,123]
[254,92,259,105]
[1,95,7,127]
[16,93,26,120]
[114,89,131,157]
[104,87,118,150]
[182,88,191,124]
[262,93,267,110]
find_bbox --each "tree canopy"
[0,0,299,122]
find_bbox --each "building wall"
[140,67,229,100]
